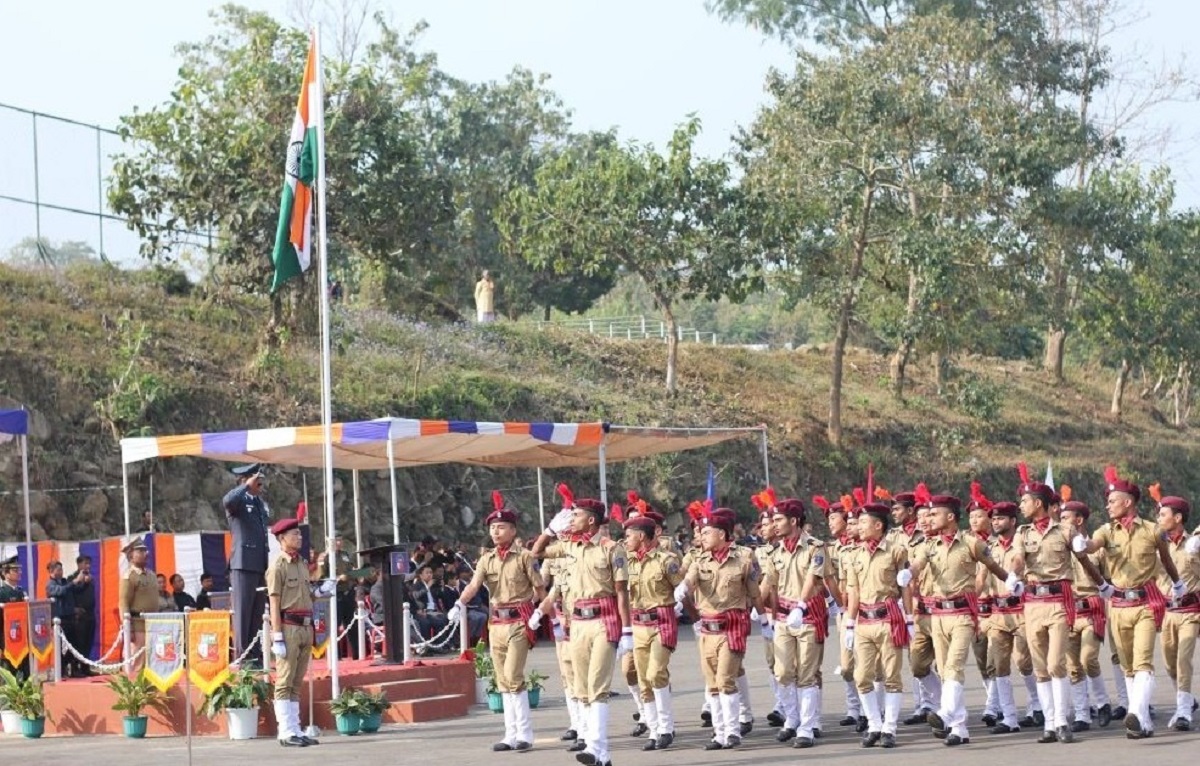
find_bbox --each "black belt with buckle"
[492,607,522,620]
[633,611,659,625]
[995,595,1022,609]
[1176,593,1200,608]
[1074,598,1092,612]
[934,597,969,611]
[1120,588,1147,601]
[978,603,993,615]
[859,605,889,620]
[700,619,727,632]
[1032,582,1064,597]
[282,613,312,627]
[573,606,600,619]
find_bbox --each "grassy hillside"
[1,262,1195,545]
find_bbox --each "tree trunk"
[1173,361,1189,427]
[829,183,875,448]
[931,351,945,394]
[889,269,919,400]
[1043,325,1066,382]
[542,304,551,322]
[1111,358,1131,418]
[664,307,679,395]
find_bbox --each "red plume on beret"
[840,493,855,511]
[1060,484,1072,502]
[914,483,932,507]
[556,482,575,510]
[852,487,866,508]
[686,499,711,523]
[610,502,626,523]
[492,490,505,512]
[295,500,307,523]
[812,495,831,512]
[625,490,649,517]
[969,481,993,512]
[762,487,777,508]
[874,486,892,501]
[1017,462,1031,484]
[751,494,767,511]
[1104,465,1118,485]
[1149,483,1163,503]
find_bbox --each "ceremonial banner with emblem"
[28,600,53,664]
[144,612,186,692]
[2,601,29,666]
[311,597,330,659]
[188,610,231,695]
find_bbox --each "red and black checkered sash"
[777,596,828,643]
[858,600,910,648]
[1075,594,1107,639]
[573,596,622,643]
[700,608,751,653]
[656,606,679,649]
[1110,580,1168,629]
[493,601,538,647]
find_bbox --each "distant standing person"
[475,270,496,323]
[223,463,271,668]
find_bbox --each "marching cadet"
[623,512,683,750]
[965,485,999,726]
[908,489,1022,746]
[814,496,863,730]
[542,546,585,750]
[762,496,830,749]
[1059,492,1113,731]
[674,505,763,751]
[266,517,335,747]
[981,500,1034,733]
[621,492,662,739]
[1073,466,1185,739]
[889,492,939,725]
[118,536,160,676]
[750,494,786,730]
[533,483,633,766]
[1151,486,1200,731]
[451,491,547,752]
[844,502,911,748]
[679,513,715,730]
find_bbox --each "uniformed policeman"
[532,484,632,766]
[223,463,271,667]
[909,491,1020,746]
[450,491,547,752]
[267,517,333,747]
[675,506,763,750]
[844,502,910,748]
[1073,466,1185,739]
[118,536,160,676]
[623,513,683,750]
[762,497,829,749]
[1153,488,1200,731]
[1059,493,1113,731]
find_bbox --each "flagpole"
[311,24,340,699]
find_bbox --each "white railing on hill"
[534,315,719,344]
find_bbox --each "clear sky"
[0,0,1195,264]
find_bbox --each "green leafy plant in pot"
[471,639,494,704]
[359,690,392,733]
[200,668,272,740]
[526,669,547,709]
[329,687,370,735]
[107,671,170,738]
[0,668,48,738]
[486,670,503,714]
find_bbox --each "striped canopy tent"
[119,417,768,542]
[0,409,34,593]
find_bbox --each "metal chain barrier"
[230,632,262,667]
[58,627,146,674]
[406,612,458,651]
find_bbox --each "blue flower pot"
[487,691,503,713]
[529,689,541,709]
[20,717,45,738]
[123,715,149,738]
[335,713,362,735]
[359,712,383,733]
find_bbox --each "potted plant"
[329,687,369,735]
[359,690,391,733]
[0,668,47,738]
[106,671,170,738]
[0,668,20,735]
[201,668,271,740]
[485,671,503,714]
[471,639,492,705]
[526,669,547,709]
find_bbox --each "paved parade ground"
[7,631,1199,765]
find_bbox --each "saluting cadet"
[1073,465,1185,739]
[1151,486,1200,731]
[1059,492,1113,731]
[118,536,160,676]
[844,502,911,748]
[452,491,547,752]
[533,483,632,766]
[267,517,335,747]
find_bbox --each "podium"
[359,543,411,663]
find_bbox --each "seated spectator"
[408,564,449,651]
[155,574,174,612]
[170,574,198,610]
[196,572,215,610]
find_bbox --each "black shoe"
[726,735,742,748]
[633,711,640,721]
[1036,730,1057,743]
[631,723,648,737]
[513,742,531,751]
[575,753,598,766]
[701,711,712,728]
[813,728,823,738]
[561,729,578,741]
[881,733,896,748]
[1172,718,1192,732]
[1125,712,1142,735]
[767,710,785,727]
[568,740,587,752]
[1097,704,1112,728]
[300,736,320,746]
[643,738,658,751]
[1018,715,1036,728]
[904,711,928,725]
[991,722,1020,734]
[1112,705,1127,721]
[862,731,881,748]
[740,720,753,736]
[704,739,724,751]
[981,713,997,727]
[280,736,308,747]
[944,734,969,746]
[926,710,946,737]
[1149,705,1157,721]
[855,716,868,733]
[792,736,814,748]
[1056,726,1074,743]
[493,743,513,752]
[776,728,796,742]
[840,715,858,726]
[655,732,674,749]
[1126,729,1151,740]
[1071,720,1089,732]
[1033,710,1045,727]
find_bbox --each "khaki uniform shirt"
[845,540,908,604]
[763,535,830,601]
[471,547,540,605]
[266,552,313,612]
[543,537,628,599]
[120,566,160,615]
[628,547,683,610]
[984,536,1022,597]
[1017,520,1075,582]
[687,546,760,613]
[886,521,920,549]
[913,531,992,597]
[1158,534,1200,595]
[1071,553,1103,597]
[1091,517,1161,589]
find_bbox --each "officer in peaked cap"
[223,463,270,668]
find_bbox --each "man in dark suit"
[67,555,97,675]
[222,463,270,667]
[196,572,215,610]
[408,564,450,650]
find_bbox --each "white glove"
[446,602,463,624]
[1071,535,1088,553]
[692,622,702,640]
[673,581,690,603]
[271,632,287,659]
[526,609,543,631]
[551,618,565,642]
[750,607,760,621]
[1004,571,1021,593]
[843,622,855,650]
[1009,580,1024,597]
[674,601,684,617]
[1186,536,1200,555]
[546,507,574,535]
[786,605,806,630]
[760,621,774,641]
[311,579,337,598]
[1172,580,1187,600]
[906,620,916,640]
[1098,582,1115,600]
[616,628,634,657]
[827,599,843,619]
[896,568,913,588]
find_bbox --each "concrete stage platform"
[42,657,472,737]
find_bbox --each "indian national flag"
[270,35,321,293]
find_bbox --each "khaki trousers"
[570,619,616,704]
[1162,611,1200,690]
[854,622,903,693]
[274,624,313,700]
[984,612,1029,677]
[837,612,855,681]
[699,632,743,695]
[1066,616,1103,683]
[910,612,936,678]
[1024,600,1068,681]
[489,621,531,693]
[1109,604,1156,675]
[773,623,823,689]
[555,635,576,698]
[633,624,673,699]
[932,614,975,684]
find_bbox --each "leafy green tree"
[5,238,100,269]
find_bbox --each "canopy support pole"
[148,473,154,532]
[598,441,608,509]
[21,434,33,594]
[122,461,130,537]
[387,437,400,545]
[760,427,770,486]
[536,467,546,531]
[352,469,362,565]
